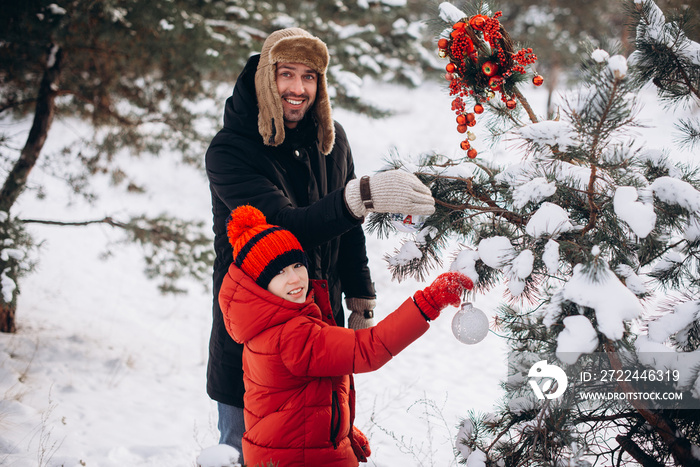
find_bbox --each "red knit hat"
[227,205,308,289]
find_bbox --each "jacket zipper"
[330,391,340,449]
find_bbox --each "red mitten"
[351,426,371,462]
[413,272,474,320]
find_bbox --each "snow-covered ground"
[0,75,695,467]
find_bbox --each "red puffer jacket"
[219,264,430,467]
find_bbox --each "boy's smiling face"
[267,262,309,303]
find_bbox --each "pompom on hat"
[227,205,308,290]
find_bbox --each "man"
[205,27,435,455]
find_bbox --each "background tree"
[496,0,700,116]
[205,0,438,116]
[0,0,443,333]
[498,0,626,117]
[370,0,700,464]
[0,0,226,332]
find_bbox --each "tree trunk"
[0,45,63,333]
[546,64,561,119]
[0,301,16,334]
[0,46,63,212]
[616,434,665,467]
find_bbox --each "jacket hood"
[222,55,263,140]
[223,264,322,343]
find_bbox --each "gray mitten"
[344,170,435,219]
[345,297,377,329]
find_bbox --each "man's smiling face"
[275,62,318,128]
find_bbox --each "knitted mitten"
[345,297,376,329]
[413,272,474,320]
[344,170,435,218]
[351,426,371,462]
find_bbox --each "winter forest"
[2,0,700,466]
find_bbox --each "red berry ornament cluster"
[438,10,544,155]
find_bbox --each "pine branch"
[20,217,127,228]
[54,89,167,128]
[486,417,521,453]
[675,118,700,151]
[434,198,522,224]
[512,87,538,124]
[659,66,700,100]
[579,77,626,236]
[636,0,700,100]
[615,434,665,467]
[575,411,644,423]
[580,163,601,236]
[0,98,39,114]
[603,339,700,467]
[428,174,526,226]
[20,214,213,294]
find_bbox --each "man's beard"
[281,92,313,124]
[283,107,306,123]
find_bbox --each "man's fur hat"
[255,28,335,155]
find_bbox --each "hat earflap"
[313,73,335,155]
[255,57,286,148]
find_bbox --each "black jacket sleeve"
[335,142,375,299]
[206,135,360,249]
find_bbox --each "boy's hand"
[413,272,473,321]
[351,426,371,462]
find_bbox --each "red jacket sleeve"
[280,298,429,377]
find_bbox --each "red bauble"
[438,38,449,49]
[506,99,517,109]
[465,113,476,123]
[481,61,498,77]
[460,140,471,150]
[467,148,478,159]
[457,124,468,133]
[469,15,487,31]
[474,103,484,114]
[488,76,502,90]
[446,62,456,73]
[533,74,544,86]
[456,114,467,125]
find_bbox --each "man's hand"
[344,170,435,218]
[346,297,376,329]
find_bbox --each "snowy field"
[0,75,695,467]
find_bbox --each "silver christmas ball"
[451,302,489,345]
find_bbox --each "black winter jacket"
[205,54,375,407]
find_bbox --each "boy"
[219,205,472,466]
